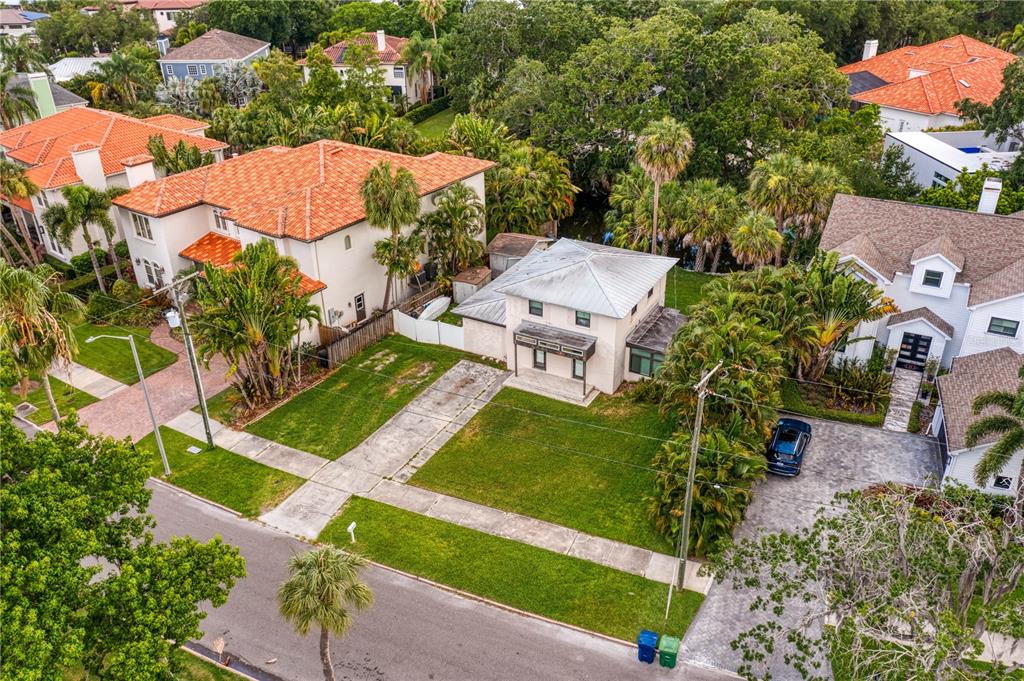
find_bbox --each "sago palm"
[679,179,741,272]
[0,69,38,129]
[360,161,422,310]
[635,116,693,254]
[729,210,782,268]
[278,547,374,681]
[746,152,805,266]
[966,366,1024,502]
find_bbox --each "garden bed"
[781,378,888,427]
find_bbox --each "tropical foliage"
[0,159,40,267]
[635,116,693,254]
[0,69,37,129]
[360,162,422,311]
[417,182,484,278]
[965,365,1024,502]
[41,186,126,293]
[146,135,216,175]
[86,44,160,110]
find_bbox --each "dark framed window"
[533,348,546,370]
[528,300,543,316]
[575,310,591,328]
[647,287,654,298]
[922,269,943,288]
[988,317,1019,337]
[994,476,1012,490]
[629,348,664,377]
[572,358,584,380]
[631,304,638,315]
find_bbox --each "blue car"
[766,418,812,476]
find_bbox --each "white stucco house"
[885,130,1021,188]
[933,347,1023,497]
[112,140,492,341]
[821,192,1024,372]
[453,239,685,404]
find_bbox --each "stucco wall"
[462,318,504,360]
[877,106,962,133]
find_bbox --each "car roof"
[778,417,812,433]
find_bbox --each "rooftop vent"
[958,79,971,87]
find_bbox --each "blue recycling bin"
[637,629,659,664]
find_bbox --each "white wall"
[119,204,211,288]
[463,318,504,360]
[943,443,1023,497]
[884,319,948,365]
[960,295,1024,357]
[879,273,972,366]
[877,106,962,133]
[333,62,429,106]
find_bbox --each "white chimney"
[70,144,105,189]
[122,154,156,188]
[977,177,1002,214]
[862,39,879,61]
[375,30,386,52]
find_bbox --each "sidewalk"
[51,361,126,399]
[883,367,922,432]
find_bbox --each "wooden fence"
[319,312,395,368]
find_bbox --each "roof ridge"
[582,255,620,316]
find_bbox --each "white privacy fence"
[393,309,464,350]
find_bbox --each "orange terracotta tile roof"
[839,34,1016,115]
[0,108,226,191]
[179,231,327,295]
[299,32,408,66]
[115,140,494,242]
[143,113,209,131]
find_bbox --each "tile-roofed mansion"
[112,139,492,339]
[839,34,1016,132]
[821,194,1024,371]
[453,239,684,404]
[0,107,226,263]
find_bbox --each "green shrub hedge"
[59,264,118,297]
[780,378,888,427]
[404,96,451,124]
[69,249,108,275]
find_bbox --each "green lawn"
[436,310,463,327]
[66,648,239,681]
[72,322,177,384]
[663,268,715,315]
[410,387,675,553]
[322,497,703,641]
[136,427,303,517]
[413,108,456,139]
[243,336,474,460]
[3,376,98,424]
[198,386,238,424]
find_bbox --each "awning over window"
[513,321,596,359]
[626,306,686,354]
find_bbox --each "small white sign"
[347,521,357,544]
[186,445,202,454]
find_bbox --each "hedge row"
[59,263,119,297]
[779,378,887,428]
[404,95,452,125]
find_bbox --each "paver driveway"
[682,417,943,680]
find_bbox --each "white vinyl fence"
[393,309,464,350]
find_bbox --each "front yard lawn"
[243,336,473,460]
[410,387,675,553]
[3,376,98,424]
[413,108,456,139]
[780,378,887,427]
[72,322,177,384]
[322,497,703,642]
[664,268,714,314]
[136,427,303,517]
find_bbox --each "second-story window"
[575,310,591,328]
[131,212,153,240]
[213,208,229,233]
[344,235,352,250]
[393,65,405,79]
[199,64,207,75]
[988,317,1019,337]
[165,64,173,76]
[922,270,943,288]
[528,300,543,316]
[187,64,199,77]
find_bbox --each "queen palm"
[419,182,484,277]
[42,185,124,294]
[0,69,38,129]
[418,0,446,40]
[0,262,83,425]
[966,366,1024,503]
[278,547,374,681]
[635,117,693,254]
[729,211,782,268]
[746,152,805,266]
[679,179,741,272]
[360,161,422,310]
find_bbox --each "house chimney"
[376,30,386,52]
[862,39,879,61]
[27,72,56,118]
[122,154,156,188]
[977,177,1002,214]
[70,143,106,189]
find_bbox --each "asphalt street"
[148,481,737,681]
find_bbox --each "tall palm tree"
[729,211,782,268]
[418,182,484,277]
[0,35,49,73]
[0,69,38,129]
[360,161,421,310]
[89,50,155,108]
[746,152,805,266]
[278,547,374,681]
[635,117,693,254]
[42,185,124,294]
[0,261,83,424]
[418,0,446,40]
[679,179,741,272]
[966,366,1024,503]
[400,32,437,105]
[790,160,849,259]
[0,160,41,265]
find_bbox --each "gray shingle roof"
[937,347,1024,451]
[821,194,1024,306]
[7,74,86,108]
[885,307,954,339]
[486,232,549,257]
[161,29,269,62]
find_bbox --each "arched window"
[344,235,352,250]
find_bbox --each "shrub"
[403,95,451,125]
[822,358,892,411]
[85,279,160,326]
[60,264,117,297]
[907,401,923,434]
[114,240,130,259]
[780,379,887,427]
[69,249,108,275]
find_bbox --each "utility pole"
[665,361,723,618]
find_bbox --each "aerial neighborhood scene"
[3,1,1024,680]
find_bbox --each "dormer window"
[922,270,943,288]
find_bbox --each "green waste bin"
[658,635,680,669]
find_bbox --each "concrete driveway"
[682,417,943,680]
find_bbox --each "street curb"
[148,477,243,518]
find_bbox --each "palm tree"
[0,159,40,266]
[418,182,484,277]
[0,69,38,129]
[42,185,124,294]
[0,261,83,424]
[89,50,155,108]
[635,117,693,254]
[400,32,437,105]
[278,547,374,681]
[966,366,1024,502]
[360,161,422,310]
[418,0,446,40]
[0,35,49,73]
[679,179,741,272]
[729,211,782,268]
[790,160,849,259]
[746,152,804,266]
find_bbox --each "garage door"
[897,332,931,370]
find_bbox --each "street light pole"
[86,334,169,475]
[665,361,723,619]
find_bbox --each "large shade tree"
[360,161,422,311]
[635,116,693,254]
[966,365,1024,503]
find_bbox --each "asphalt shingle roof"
[937,347,1024,451]
[885,307,954,339]
[161,29,268,62]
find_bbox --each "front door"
[897,332,931,370]
[354,293,366,322]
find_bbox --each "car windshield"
[775,429,799,454]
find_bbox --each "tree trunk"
[18,374,30,399]
[103,230,123,281]
[773,208,784,267]
[710,243,723,273]
[431,21,437,41]
[382,274,393,311]
[1,224,33,266]
[319,627,335,681]
[81,222,107,294]
[694,244,706,272]
[11,209,40,265]
[0,232,13,265]
[650,182,660,255]
[41,374,61,426]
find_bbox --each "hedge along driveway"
[71,322,177,385]
[410,387,676,554]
